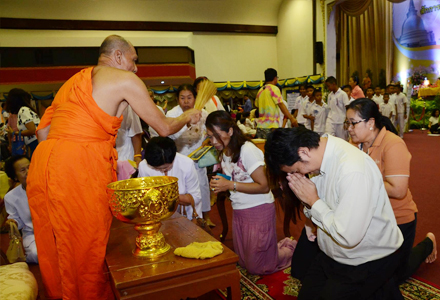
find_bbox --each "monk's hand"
[286,173,319,208]
[185,108,202,125]
[210,175,231,194]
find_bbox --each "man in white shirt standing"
[394,85,408,138]
[324,77,350,140]
[265,127,404,300]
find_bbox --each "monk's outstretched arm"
[120,73,200,137]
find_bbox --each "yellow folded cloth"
[174,241,223,259]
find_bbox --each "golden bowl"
[107,176,179,258]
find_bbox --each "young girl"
[207,111,295,275]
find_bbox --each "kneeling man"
[265,127,404,300]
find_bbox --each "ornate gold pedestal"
[107,176,179,259]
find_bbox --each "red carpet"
[404,130,440,285]
[215,266,440,300]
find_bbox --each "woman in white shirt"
[428,109,439,134]
[207,110,295,275]
[6,89,40,158]
[166,84,213,226]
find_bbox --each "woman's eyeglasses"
[344,119,366,129]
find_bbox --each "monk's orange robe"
[27,67,122,299]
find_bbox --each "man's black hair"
[144,137,177,167]
[265,127,320,176]
[325,76,337,85]
[342,84,352,91]
[264,68,278,82]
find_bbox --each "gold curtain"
[336,0,394,88]
[338,0,373,16]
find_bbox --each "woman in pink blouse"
[349,76,365,99]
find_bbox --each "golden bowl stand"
[107,176,179,259]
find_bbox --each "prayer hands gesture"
[210,175,232,194]
[286,173,319,208]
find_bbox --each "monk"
[26,35,201,300]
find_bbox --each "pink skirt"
[232,203,296,275]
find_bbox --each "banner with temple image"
[392,0,440,93]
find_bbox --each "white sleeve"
[214,96,225,111]
[137,160,149,177]
[310,172,376,248]
[294,97,301,110]
[19,107,36,125]
[126,107,143,137]
[185,161,202,218]
[241,143,265,176]
[341,92,350,106]
[4,193,24,230]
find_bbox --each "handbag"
[197,147,219,168]
[188,145,220,168]
[6,222,26,263]
[11,131,26,156]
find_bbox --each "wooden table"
[106,216,241,300]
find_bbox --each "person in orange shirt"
[26,35,201,300]
[346,98,436,283]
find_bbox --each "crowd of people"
[0,34,437,300]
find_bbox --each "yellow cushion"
[174,241,223,259]
[0,262,38,300]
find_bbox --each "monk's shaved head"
[99,35,133,56]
